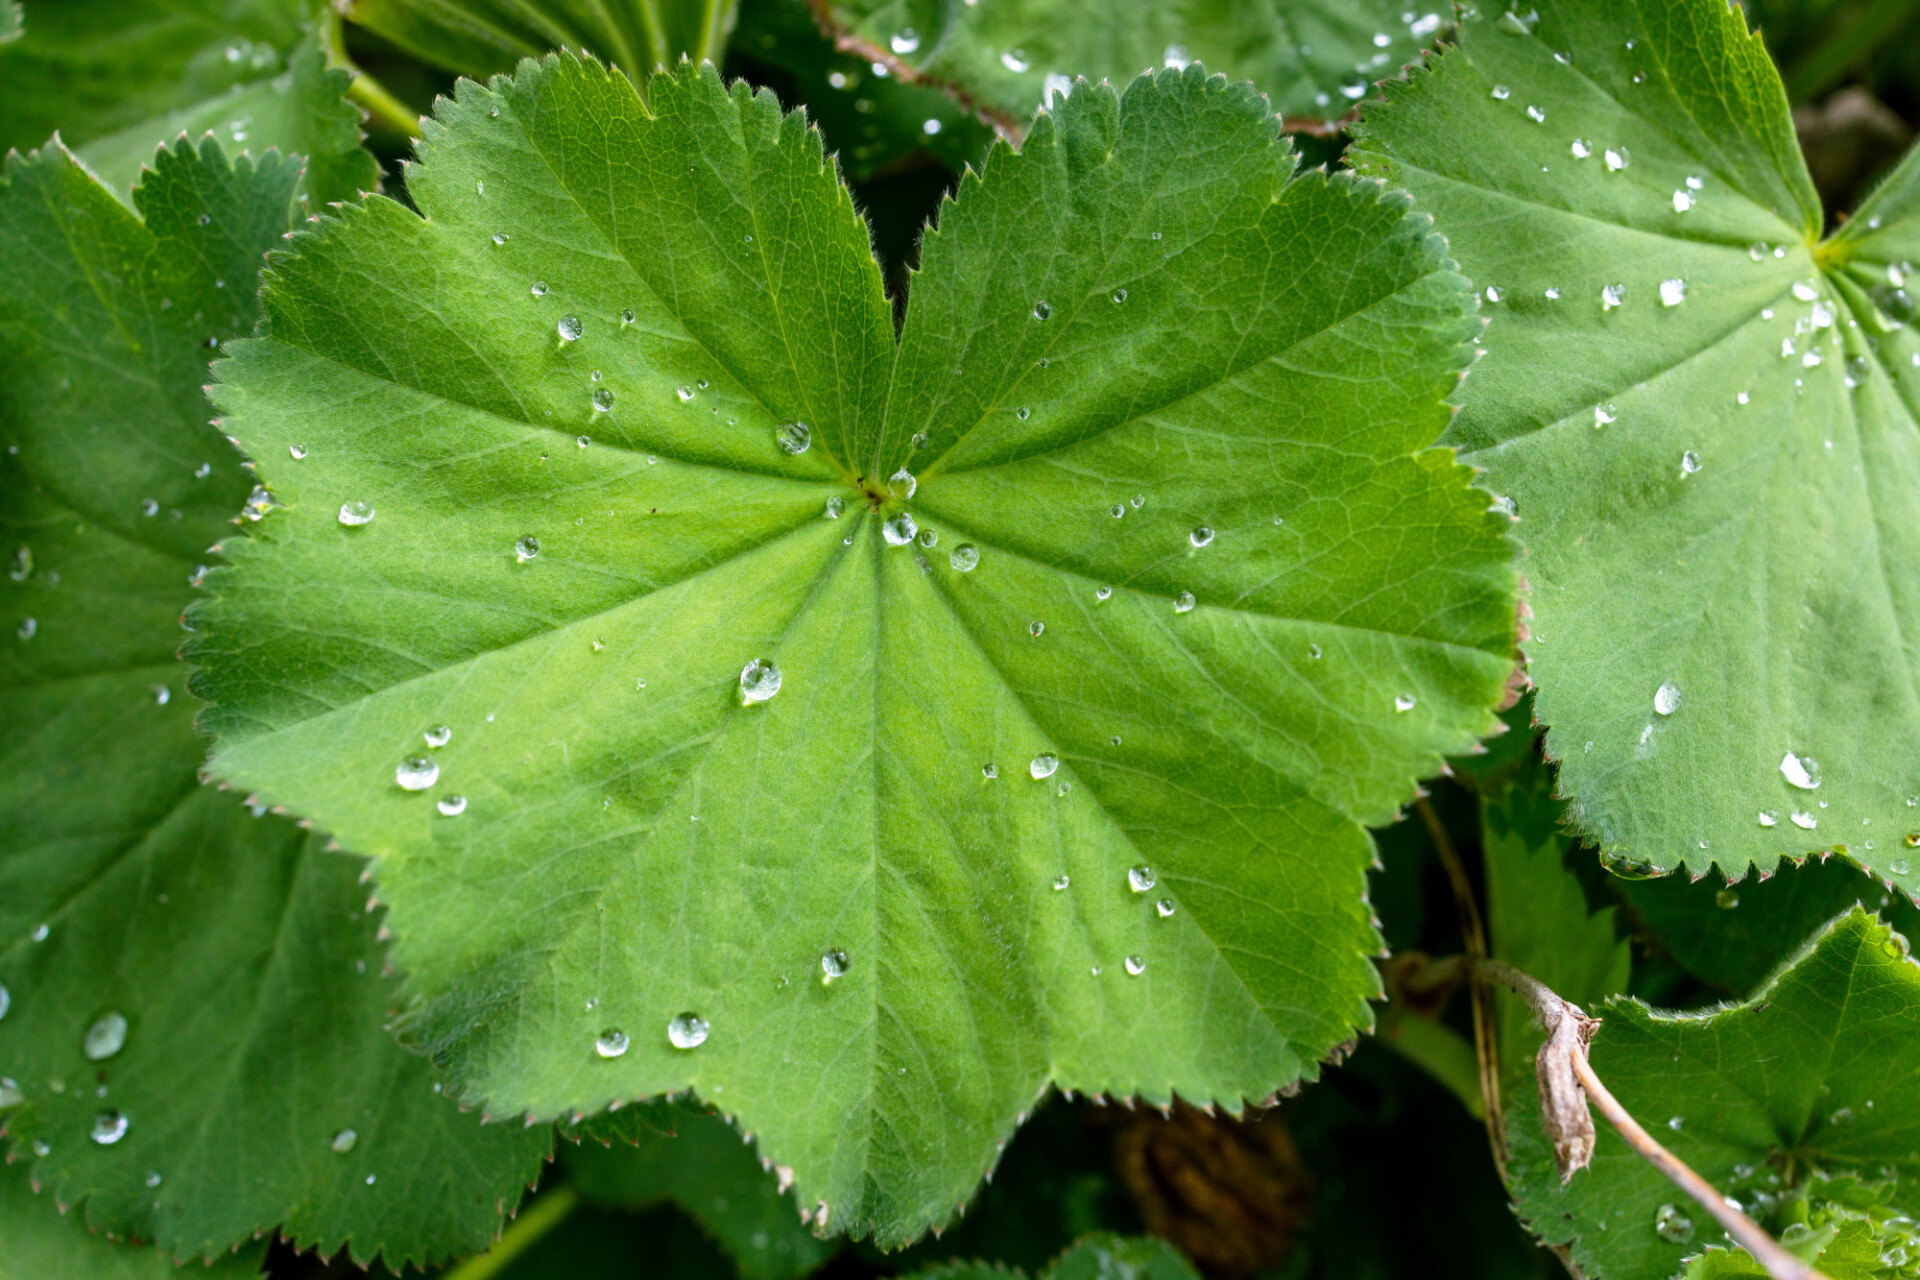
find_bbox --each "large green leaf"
[567,1101,836,1280]
[339,0,740,78]
[186,56,1518,1245]
[0,0,376,206]
[1351,0,1920,886]
[806,0,1451,133]
[0,137,548,1267]
[1504,906,1920,1280]
[0,1164,264,1280]
[905,1235,1200,1280]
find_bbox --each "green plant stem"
[1378,1002,1485,1120]
[442,1186,581,1280]
[318,9,422,138]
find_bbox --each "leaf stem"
[1476,961,1827,1280]
[318,9,422,139]
[441,1186,581,1280]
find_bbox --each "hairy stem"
[318,10,422,139]
[1476,961,1827,1280]
[442,1186,581,1280]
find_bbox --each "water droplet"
[667,1013,708,1049]
[1569,138,1592,159]
[397,756,439,791]
[1173,591,1196,614]
[1124,955,1146,976]
[84,1013,128,1061]
[775,422,811,455]
[1653,1204,1695,1244]
[145,1170,161,1187]
[949,544,979,572]
[1029,753,1059,780]
[1001,49,1030,73]
[591,387,615,412]
[1672,189,1695,212]
[1667,1115,1684,1131]
[1791,278,1821,303]
[1128,865,1156,893]
[29,923,48,942]
[1593,402,1617,427]
[1545,287,1561,299]
[514,535,540,563]
[1680,450,1701,475]
[91,1110,128,1145]
[288,443,308,460]
[1715,887,1739,909]
[331,1128,358,1153]
[882,512,917,545]
[1791,810,1818,830]
[1894,856,1914,874]
[1052,873,1070,890]
[492,232,508,246]
[1014,405,1031,421]
[1654,681,1681,715]
[437,794,467,817]
[1490,84,1510,100]
[1111,289,1128,304]
[242,485,277,521]
[15,616,36,640]
[1758,810,1778,827]
[820,949,850,983]
[1189,525,1214,548]
[890,28,919,54]
[917,528,938,549]
[1780,752,1822,789]
[1660,278,1687,307]
[594,1028,630,1058]
[337,501,375,527]
[530,281,548,297]
[1394,694,1417,712]
[740,658,783,704]
[0,985,7,1022]
[1603,147,1630,171]
[1526,104,1546,123]
[557,315,583,342]
[888,469,917,500]
[1094,585,1112,601]
[1155,898,1176,918]
[1028,620,1045,637]
[1308,644,1323,659]
[1601,283,1625,309]
[982,763,998,779]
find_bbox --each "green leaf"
[0,1162,266,1280]
[1504,906,1920,1280]
[1483,755,1631,1077]
[567,1101,836,1280]
[339,0,741,78]
[186,56,1518,1245]
[1350,0,1920,887]
[0,138,547,1267]
[1619,855,1920,994]
[806,0,1451,134]
[0,1,377,206]
[904,1234,1200,1280]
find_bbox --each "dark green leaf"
[903,1234,1199,1280]
[1351,0,1920,886]
[0,137,546,1267]
[339,0,740,78]
[0,1163,264,1280]
[1505,907,1920,1280]
[186,57,1517,1245]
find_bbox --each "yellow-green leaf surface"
[1505,908,1920,1280]
[187,57,1518,1244]
[0,0,376,206]
[1351,0,1920,885]
[0,138,547,1267]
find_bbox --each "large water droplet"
[667,1013,708,1049]
[337,501,374,527]
[84,1012,128,1061]
[1030,753,1059,780]
[514,535,540,563]
[1790,810,1818,830]
[890,28,919,53]
[595,1028,630,1058]
[592,387,615,412]
[949,544,979,572]
[1603,147,1630,171]
[1654,682,1681,715]
[820,949,850,983]
[882,512,917,545]
[1792,279,1821,302]
[740,658,783,704]
[397,756,439,791]
[1029,620,1045,637]
[1780,752,1821,790]
[1173,592,1195,614]
[557,315,583,342]
[1124,955,1146,976]
[91,1110,128,1145]
[1659,278,1687,307]
[288,443,308,460]
[331,1128,358,1154]
[530,281,548,297]
[1680,450,1702,475]
[1156,898,1176,918]
[1128,865,1156,892]
[825,496,844,519]
[1601,283,1625,309]
[775,422,811,455]
[888,469,917,500]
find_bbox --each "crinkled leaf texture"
[0,1164,264,1280]
[809,0,1449,131]
[0,137,548,1267]
[0,0,376,206]
[907,1234,1200,1280]
[1351,0,1920,885]
[187,56,1518,1244]
[1505,907,1920,1280]
[567,1101,836,1280]
[340,0,739,77]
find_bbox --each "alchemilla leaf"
[339,0,741,79]
[0,1163,265,1280]
[0,137,547,1267]
[1505,907,1920,1280]
[188,57,1517,1244]
[1350,0,1920,885]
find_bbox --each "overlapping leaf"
[1352,0,1920,884]
[807,0,1450,132]
[0,137,547,1267]
[0,1163,264,1280]
[0,0,376,205]
[905,1234,1200,1280]
[186,56,1517,1244]
[1504,907,1920,1280]
[339,0,739,78]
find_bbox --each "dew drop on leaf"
[1156,899,1176,918]
[1653,1204,1694,1244]
[437,794,467,817]
[288,443,307,460]
[1031,300,1052,320]
[1601,284,1625,309]
[16,618,35,640]
[1173,592,1195,614]
[1128,865,1156,893]
[825,496,844,519]
[820,949,850,983]
[91,1110,128,1145]
[1001,49,1029,73]
[1791,810,1818,830]
[775,422,811,455]
[396,756,439,791]
[1124,955,1146,976]
[882,512,917,545]
[1758,810,1778,827]
[1654,682,1681,716]
[1490,84,1510,99]
[1029,621,1045,637]
[424,724,452,748]
[1395,694,1417,712]
[557,315,583,342]
[1052,873,1069,890]
[337,501,374,527]
[83,1012,128,1061]
[594,1029,629,1059]
[1780,752,1822,789]
[331,1128,358,1154]
[667,1014,708,1050]
[592,388,614,412]
[514,535,540,563]
[1659,278,1687,306]
[1189,525,1214,548]
[917,528,938,548]
[530,281,548,297]
[888,468,917,499]
[949,544,978,572]
[1603,147,1629,171]
[1680,450,1702,475]
[982,763,998,779]
[739,658,782,704]
[1030,753,1059,780]
[0,983,9,1022]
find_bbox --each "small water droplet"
[1094,585,1112,601]
[1490,84,1510,100]
[1111,289,1128,304]
[1653,1204,1695,1244]
[949,544,979,572]
[820,949,850,983]
[592,388,615,412]
[1570,138,1592,159]
[1029,753,1059,780]
[1052,873,1069,890]
[397,757,439,791]
[1526,104,1546,123]
[437,794,467,817]
[667,1013,708,1049]
[1603,147,1630,171]
[1155,898,1176,918]
[1654,681,1681,715]
[1001,49,1030,73]
[982,763,998,779]
[1173,591,1195,613]
[1758,810,1778,827]
[530,281,548,297]
[595,1028,630,1058]
[288,443,308,460]
[1660,278,1687,307]
[1672,189,1695,212]
[1189,525,1214,548]
[91,1110,128,1145]
[740,658,783,704]
[890,27,920,53]
[331,1128,358,1153]
[557,315,583,342]
[1124,955,1146,976]
[775,422,811,454]
[1128,865,1156,893]
[1791,810,1818,830]
[29,923,48,942]
[1028,620,1044,637]
[1601,283,1625,309]
[1394,694,1417,712]
[1031,300,1053,321]
[882,512,917,545]
[1780,752,1821,789]
[514,535,540,563]
[145,1170,161,1187]
[337,501,374,527]
[1680,450,1701,475]
[492,232,508,246]
[84,1012,128,1061]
